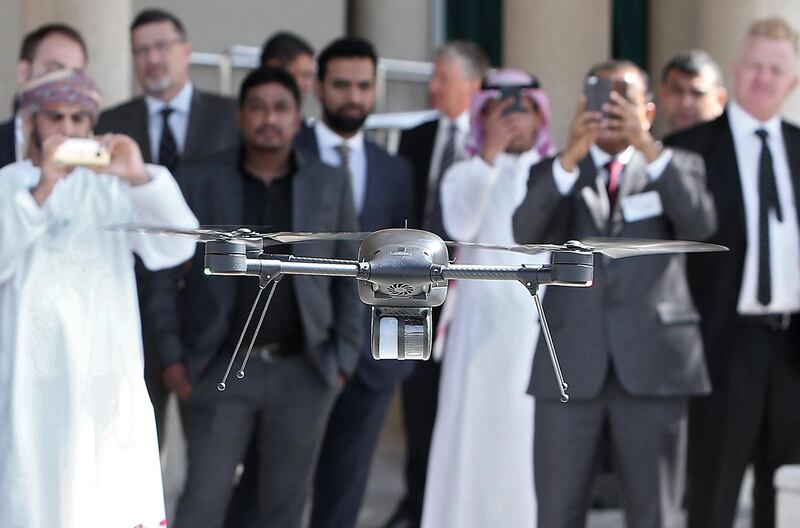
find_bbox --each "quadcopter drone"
[129,226,726,403]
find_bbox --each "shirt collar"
[439,110,470,135]
[315,119,365,152]
[589,144,635,168]
[145,82,194,117]
[728,100,782,141]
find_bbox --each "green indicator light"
[204,268,212,276]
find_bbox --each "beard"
[145,74,174,96]
[323,104,369,134]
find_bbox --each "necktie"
[605,158,623,211]
[755,128,783,306]
[335,144,352,179]
[158,107,179,174]
[424,121,458,235]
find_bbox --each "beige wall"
[504,0,612,150]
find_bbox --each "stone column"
[349,0,433,113]
[21,0,132,109]
[504,0,612,150]
[649,0,800,125]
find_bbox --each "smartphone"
[53,138,111,167]
[584,75,630,113]
[500,85,524,115]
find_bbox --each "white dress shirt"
[145,82,194,162]
[551,143,673,196]
[728,101,800,314]
[428,111,471,187]
[314,120,367,214]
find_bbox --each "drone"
[128,226,727,403]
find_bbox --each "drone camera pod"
[371,307,432,360]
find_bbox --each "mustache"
[335,103,367,115]
[254,124,282,135]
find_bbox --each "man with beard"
[161,66,362,528]
[0,23,88,168]
[95,7,239,444]
[294,37,415,528]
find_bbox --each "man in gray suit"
[513,60,716,528]
[94,8,238,442]
[156,66,361,528]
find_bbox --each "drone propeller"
[446,237,727,258]
[110,225,371,248]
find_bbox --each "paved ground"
[162,394,753,528]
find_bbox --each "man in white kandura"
[422,69,555,528]
[0,69,198,528]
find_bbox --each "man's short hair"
[239,66,301,108]
[130,8,187,39]
[586,59,651,91]
[316,37,377,82]
[436,41,489,80]
[19,23,87,63]
[260,31,314,67]
[661,49,724,86]
[748,16,799,55]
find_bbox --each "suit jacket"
[94,88,239,164]
[398,118,438,230]
[295,124,417,388]
[0,119,16,169]
[513,149,716,401]
[665,113,800,371]
[155,147,363,388]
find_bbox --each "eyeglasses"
[132,38,184,58]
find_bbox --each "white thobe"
[422,149,547,528]
[0,162,198,528]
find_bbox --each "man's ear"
[16,61,30,85]
[314,77,322,102]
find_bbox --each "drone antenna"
[218,280,270,391]
[235,277,281,380]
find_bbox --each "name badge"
[621,190,663,222]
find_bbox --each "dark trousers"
[310,377,396,528]
[173,354,338,528]
[687,315,800,528]
[535,373,686,528]
[393,357,441,523]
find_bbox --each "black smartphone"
[584,75,629,113]
[500,86,523,115]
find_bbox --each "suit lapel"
[184,90,204,160]
[782,121,800,234]
[359,142,378,227]
[132,99,152,163]
[576,156,608,234]
[712,114,747,252]
[610,152,648,236]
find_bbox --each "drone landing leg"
[235,277,280,380]
[528,287,570,403]
[216,277,280,391]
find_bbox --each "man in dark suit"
[156,66,361,528]
[666,17,800,528]
[387,41,486,528]
[94,8,238,442]
[513,59,716,528]
[291,37,414,528]
[0,23,87,168]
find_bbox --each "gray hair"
[436,41,489,80]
